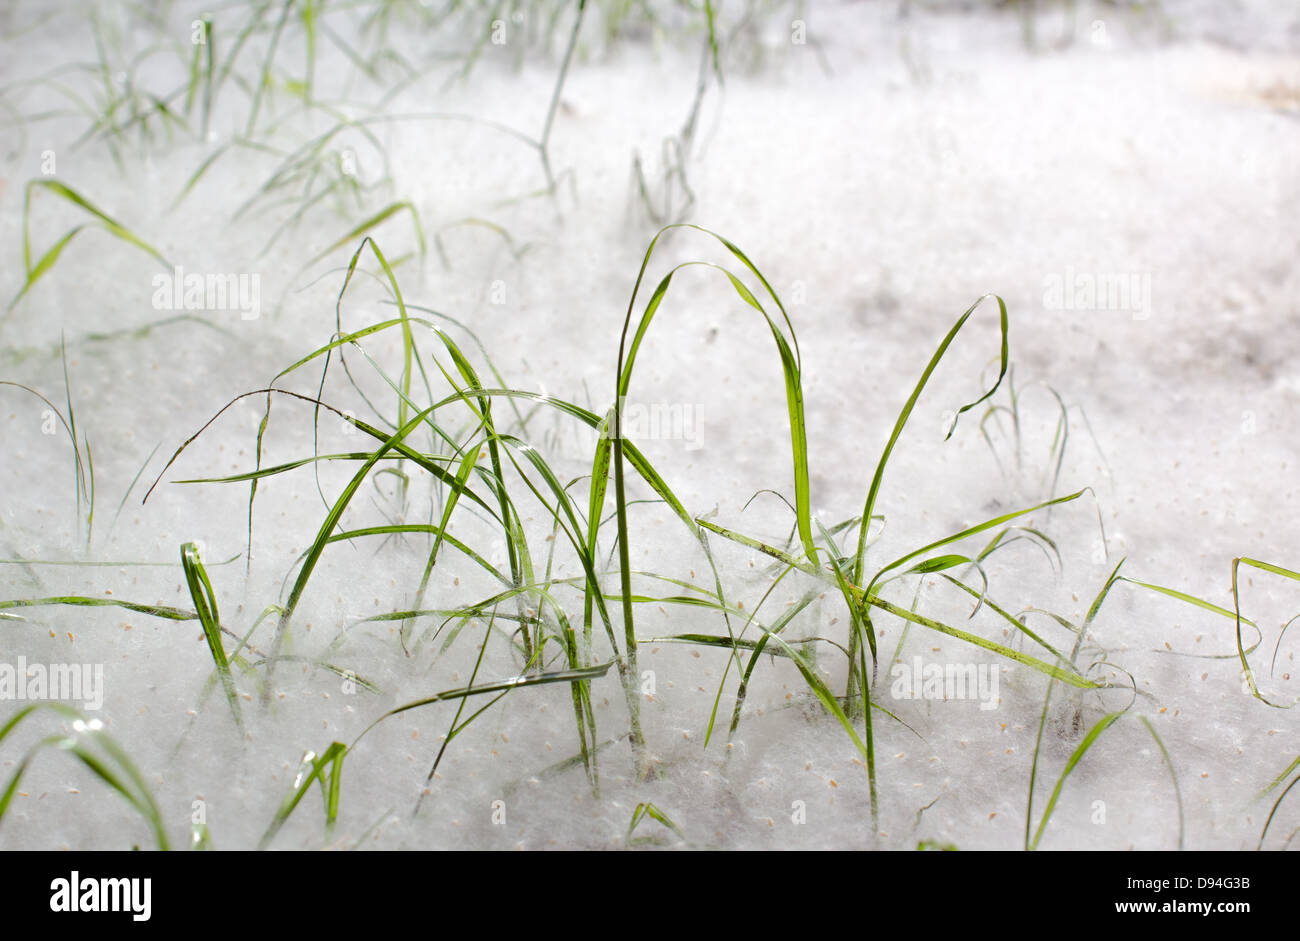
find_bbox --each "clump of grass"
[4,0,1270,853]
[131,221,1137,846]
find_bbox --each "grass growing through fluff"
[5,218,1263,849]
[111,221,1133,845]
[1,0,1295,852]
[3,234,1294,855]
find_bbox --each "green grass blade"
[1138,714,1185,850]
[1231,558,1299,708]
[854,294,1010,585]
[180,541,243,730]
[1029,711,1123,850]
[258,741,347,849]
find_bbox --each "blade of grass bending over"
[974,525,1061,574]
[1273,615,1299,678]
[319,239,426,489]
[884,554,990,617]
[1116,574,1263,659]
[9,180,170,314]
[59,339,94,548]
[0,381,89,539]
[1232,557,1300,708]
[847,293,1008,710]
[606,224,813,770]
[399,302,528,428]
[180,541,243,730]
[607,226,809,540]
[937,575,1074,665]
[853,293,1010,586]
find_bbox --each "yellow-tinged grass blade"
[1258,773,1300,850]
[627,801,685,846]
